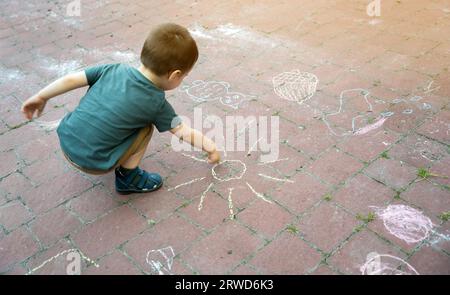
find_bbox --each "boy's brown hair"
[141,23,198,76]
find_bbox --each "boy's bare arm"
[170,123,221,164]
[21,71,88,119]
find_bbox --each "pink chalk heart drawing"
[180,80,254,109]
[360,252,419,275]
[272,70,318,104]
[372,204,434,244]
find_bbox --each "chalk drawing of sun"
[167,138,293,220]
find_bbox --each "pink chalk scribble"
[353,117,387,136]
[360,252,419,275]
[373,205,434,244]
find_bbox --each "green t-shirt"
[57,63,181,171]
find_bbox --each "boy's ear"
[168,70,182,80]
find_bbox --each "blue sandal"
[115,167,163,194]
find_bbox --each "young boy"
[21,23,220,194]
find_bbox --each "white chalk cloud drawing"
[272,70,319,105]
[180,80,254,109]
[168,130,292,220]
[373,204,450,247]
[146,246,175,275]
[360,252,419,275]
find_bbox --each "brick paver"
[0,0,449,274]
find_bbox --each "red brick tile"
[402,180,450,218]
[334,174,394,216]
[30,206,81,247]
[2,263,28,275]
[383,102,430,134]
[267,144,309,177]
[309,264,338,275]
[250,232,321,274]
[364,158,417,190]
[296,203,359,252]
[416,108,450,145]
[0,150,19,178]
[338,130,399,162]
[429,156,450,186]
[73,205,147,259]
[21,171,93,215]
[69,185,120,223]
[239,199,293,238]
[229,263,259,275]
[0,226,40,273]
[21,155,69,186]
[388,134,449,169]
[179,191,229,231]
[428,220,450,254]
[271,172,331,216]
[0,172,33,200]
[124,214,203,272]
[129,189,183,223]
[283,121,337,157]
[408,246,450,275]
[308,148,364,186]
[0,200,33,231]
[181,222,263,274]
[83,250,142,275]
[16,137,56,165]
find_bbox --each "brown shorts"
[63,125,154,175]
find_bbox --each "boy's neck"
[138,65,165,90]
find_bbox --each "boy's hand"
[207,150,221,164]
[21,94,47,120]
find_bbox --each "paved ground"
[0,0,449,275]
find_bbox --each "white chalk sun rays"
[167,138,293,220]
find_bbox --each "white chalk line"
[212,160,247,182]
[258,158,289,165]
[180,80,251,109]
[181,153,207,163]
[26,248,99,275]
[258,173,294,183]
[168,177,206,192]
[32,119,62,132]
[323,88,376,137]
[237,119,256,138]
[423,80,440,94]
[247,137,263,156]
[198,182,214,211]
[246,182,272,204]
[228,187,235,220]
[428,229,450,246]
[360,253,419,275]
[146,246,175,275]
